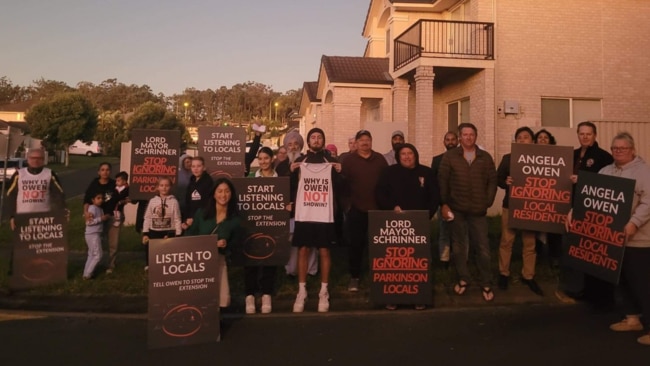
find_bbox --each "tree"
[95,111,127,156]
[127,101,188,145]
[25,92,98,166]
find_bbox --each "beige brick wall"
[493,0,650,159]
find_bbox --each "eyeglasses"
[611,147,631,152]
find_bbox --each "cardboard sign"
[564,171,635,284]
[230,177,291,266]
[148,235,222,349]
[368,210,432,305]
[508,143,574,233]
[130,129,181,200]
[10,210,68,290]
[198,126,246,179]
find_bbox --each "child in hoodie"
[182,156,213,231]
[142,177,182,270]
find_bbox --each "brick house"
[300,0,650,165]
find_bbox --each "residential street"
[0,304,647,365]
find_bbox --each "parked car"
[68,140,102,156]
[0,158,27,183]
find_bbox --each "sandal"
[482,287,494,302]
[453,281,468,295]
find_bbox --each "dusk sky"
[1,0,370,95]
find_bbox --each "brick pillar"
[392,77,409,123]
[414,66,435,165]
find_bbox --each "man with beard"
[290,128,342,312]
[438,123,497,302]
[431,131,459,269]
[341,130,388,292]
[278,130,318,277]
[383,130,405,165]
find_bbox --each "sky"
[1,0,370,96]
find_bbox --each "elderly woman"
[596,132,650,346]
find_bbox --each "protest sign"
[10,210,68,290]
[230,177,290,266]
[368,210,432,305]
[130,129,181,200]
[508,143,573,233]
[198,126,246,179]
[564,171,635,284]
[148,235,222,348]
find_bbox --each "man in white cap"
[384,130,405,165]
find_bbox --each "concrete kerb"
[0,279,566,317]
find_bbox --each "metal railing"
[394,19,494,70]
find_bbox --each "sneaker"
[498,275,509,290]
[245,295,256,314]
[293,291,307,313]
[261,295,272,314]
[318,291,330,313]
[348,278,360,292]
[82,276,91,280]
[144,266,149,272]
[522,278,544,296]
[638,334,650,346]
[105,269,113,275]
[385,304,398,311]
[610,318,643,332]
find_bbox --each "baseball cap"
[355,129,372,140]
[391,130,404,139]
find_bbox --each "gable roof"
[321,56,392,85]
[303,82,320,102]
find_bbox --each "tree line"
[0,76,301,159]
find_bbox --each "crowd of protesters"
[5,121,649,346]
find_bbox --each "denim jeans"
[83,233,103,278]
[449,211,492,287]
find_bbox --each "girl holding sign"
[243,147,281,314]
[185,178,242,308]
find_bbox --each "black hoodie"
[183,171,213,220]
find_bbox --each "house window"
[447,98,470,132]
[541,98,601,127]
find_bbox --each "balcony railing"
[394,19,494,71]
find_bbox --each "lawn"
[0,203,559,298]
[48,155,120,174]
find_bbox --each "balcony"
[394,19,494,71]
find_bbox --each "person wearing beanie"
[383,130,405,165]
[290,128,342,313]
[325,144,338,159]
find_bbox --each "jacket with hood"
[184,171,213,220]
[376,144,440,218]
[599,156,650,248]
[143,194,182,236]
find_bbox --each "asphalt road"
[0,304,647,365]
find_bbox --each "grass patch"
[1,209,560,298]
[48,155,119,174]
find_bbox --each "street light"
[274,102,279,122]
[183,102,189,121]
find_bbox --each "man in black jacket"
[556,121,614,305]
